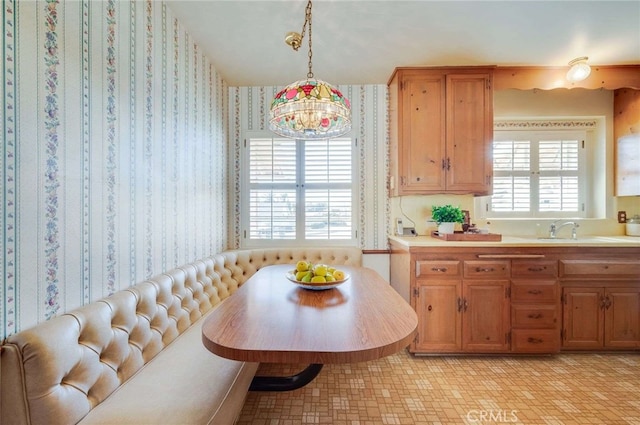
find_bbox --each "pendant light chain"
[305,0,313,78]
[289,0,314,78]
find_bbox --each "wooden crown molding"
[494,65,640,90]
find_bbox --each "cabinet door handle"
[527,289,543,295]
[446,157,451,171]
[441,158,446,170]
[475,267,495,273]
[463,298,469,312]
[431,267,448,273]
[604,297,612,310]
[600,296,607,309]
[527,337,543,344]
[527,313,543,319]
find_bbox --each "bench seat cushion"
[77,311,258,425]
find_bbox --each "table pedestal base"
[249,364,323,392]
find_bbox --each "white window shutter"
[246,135,354,244]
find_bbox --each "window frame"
[485,128,588,219]
[240,130,359,248]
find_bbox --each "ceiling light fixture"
[269,0,351,140]
[566,56,591,82]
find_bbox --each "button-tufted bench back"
[220,247,362,286]
[1,247,361,425]
[2,255,236,425]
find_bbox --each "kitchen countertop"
[389,234,640,248]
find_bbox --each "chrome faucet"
[548,220,580,239]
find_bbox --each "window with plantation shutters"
[248,137,297,240]
[243,133,356,246]
[488,130,586,218]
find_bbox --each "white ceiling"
[165,0,640,87]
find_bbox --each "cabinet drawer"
[511,281,558,303]
[512,260,558,278]
[560,260,640,278]
[463,261,510,279]
[511,304,558,328]
[416,260,461,278]
[511,329,560,353]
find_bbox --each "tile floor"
[237,350,640,425]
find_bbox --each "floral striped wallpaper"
[229,85,390,251]
[1,0,229,339]
[1,1,391,339]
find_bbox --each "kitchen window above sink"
[487,127,587,219]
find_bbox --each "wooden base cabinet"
[560,258,640,350]
[509,259,561,353]
[390,241,639,355]
[562,287,604,348]
[411,256,511,354]
[415,280,462,352]
[414,278,510,353]
[562,286,640,349]
[463,280,510,352]
[606,288,640,348]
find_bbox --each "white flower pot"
[438,222,456,234]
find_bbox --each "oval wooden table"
[201,264,417,391]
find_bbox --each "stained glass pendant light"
[269,0,351,140]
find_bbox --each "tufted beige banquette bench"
[1,247,362,425]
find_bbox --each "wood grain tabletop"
[201,264,417,364]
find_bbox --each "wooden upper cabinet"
[446,73,494,193]
[388,67,494,196]
[400,73,446,193]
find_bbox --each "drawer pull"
[527,313,543,319]
[527,337,543,344]
[475,267,495,273]
[477,254,545,259]
[527,267,546,272]
[431,267,448,273]
[527,289,543,295]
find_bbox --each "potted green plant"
[431,204,464,234]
